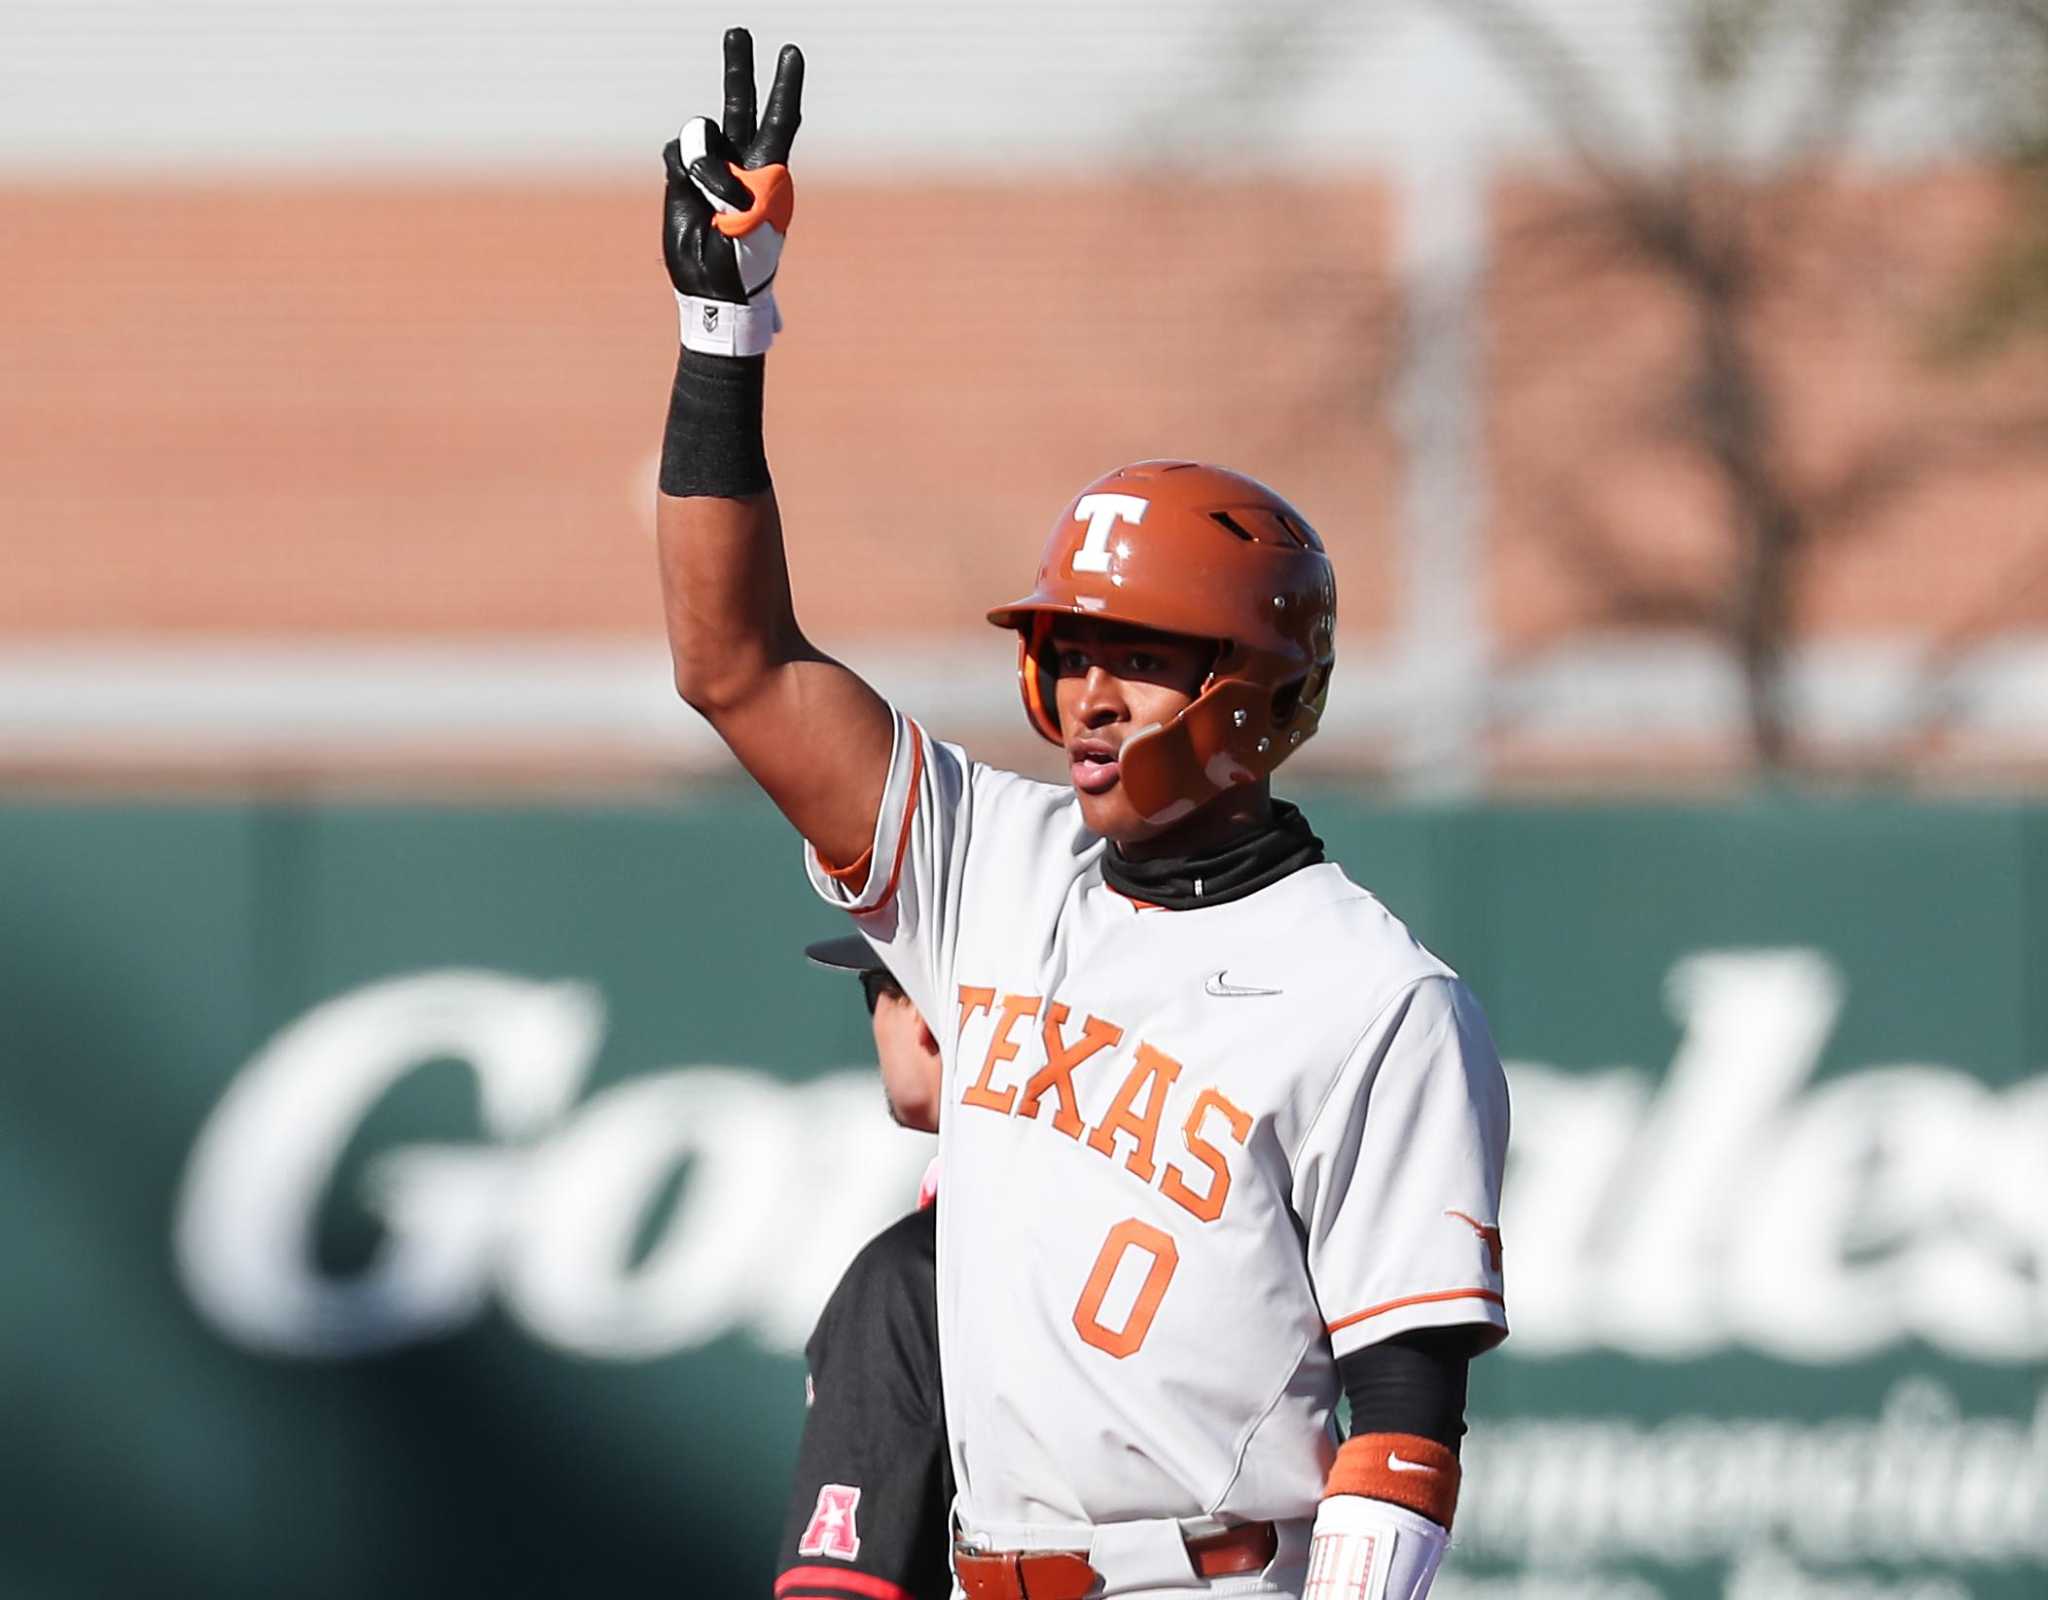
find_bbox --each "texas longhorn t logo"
[1069,492,1149,574]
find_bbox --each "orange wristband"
[1325,1433,1461,1530]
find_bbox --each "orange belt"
[953,1519,1278,1600]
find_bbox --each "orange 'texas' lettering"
[1019,1002,1123,1140]
[962,993,1041,1114]
[954,984,1253,1224]
[1160,1087,1252,1223]
[957,986,996,1029]
[1085,1042,1182,1182]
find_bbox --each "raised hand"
[662,27,805,357]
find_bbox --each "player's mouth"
[1068,738,1121,796]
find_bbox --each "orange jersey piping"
[1325,1287,1505,1338]
[859,720,926,914]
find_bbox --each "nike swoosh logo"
[1386,1452,1437,1474]
[1205,971,1281,998]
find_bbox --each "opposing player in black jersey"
[774,936,950,1600]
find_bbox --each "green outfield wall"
[3,794,2042,1600]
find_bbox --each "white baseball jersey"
[807,711,1509,1541]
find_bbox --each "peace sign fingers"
[750,43,804,168]
[721,26,757,150]
[659,26,802,351]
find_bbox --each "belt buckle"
[952,1543,1098,1600]
[1187,1518,1280,1577]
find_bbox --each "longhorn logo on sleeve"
[797,1483,862,1561]
[1446,1209,1504,1274]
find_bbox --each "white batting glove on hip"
[1304,1495,1449,1600]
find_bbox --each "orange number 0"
[1072,1218,1179,1359]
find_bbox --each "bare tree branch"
[1775,0,1919,168]
[1807,411,2048,537]
[1516,470,1724,634]
[1421,0,2048,772]
[1429,0,1642,190]
[1203,0,2048,775]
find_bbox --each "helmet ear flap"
[1018,614,1063,746]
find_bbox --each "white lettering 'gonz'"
[1386,1451,1437,1474]
[1070,493,1149,573]
[1205,971,1281,998]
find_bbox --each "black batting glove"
[662,27,805,358]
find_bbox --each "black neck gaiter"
[1100,801,1326,911]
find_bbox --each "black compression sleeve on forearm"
[1338,1329,1475,1455]
[658,349,770,499]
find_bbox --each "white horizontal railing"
[4,631,2045,777]
[0,1,1990,174]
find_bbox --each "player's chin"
[1072,783,1155,848]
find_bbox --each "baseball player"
[657,29,1509,1600]
[776,936,951,1600]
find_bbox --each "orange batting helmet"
[986,460,1337,826]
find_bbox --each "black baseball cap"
[804,933,885,975]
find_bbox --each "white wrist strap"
[676,290,781,357]
[1306,1495,1449,1600]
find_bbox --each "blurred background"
[3,2,2044,1596]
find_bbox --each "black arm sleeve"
[658,350,771,499]
[1337,1327,1478,1455]
[775,1205,952,1600]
